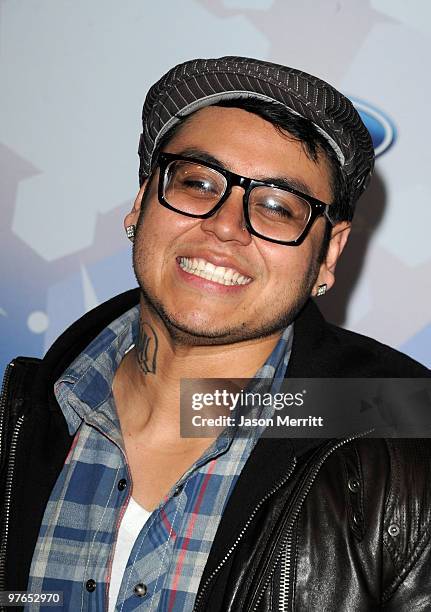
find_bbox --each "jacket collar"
[34,288,333,389]
[32,289,141,404]
[30,289,347,495]
[31,288,331,491]
[31,287,332,456]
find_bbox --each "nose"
[200,187,252,245]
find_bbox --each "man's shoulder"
[326,320,429,376]
[290,300,429,377]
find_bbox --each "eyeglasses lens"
[248,186,311,242]
[164,160,226,214]
[163,160,311,242]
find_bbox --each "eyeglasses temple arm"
[323,207,336,227]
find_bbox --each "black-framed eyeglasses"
[156,152,334,246]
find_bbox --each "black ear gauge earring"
[126,225,136,242]
[316,284,327,297]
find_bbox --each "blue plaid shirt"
[27,304,293,611]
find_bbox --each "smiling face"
[126,106,348,345]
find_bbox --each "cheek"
[259,241,315,286]
[137,195,170,245]
[136,198,200,264]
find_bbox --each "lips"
[178,256,252,286]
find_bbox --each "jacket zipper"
[192,456,297,612]
[278,530,294,612]
[252,432,372,612]
[0,415,25,595]
[0,361,25,602]
[0,362,15,475]
[194,431,370,612]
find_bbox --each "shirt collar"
[55,304,140,439]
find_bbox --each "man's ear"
[313,221,351,296]
[123,180,148,232]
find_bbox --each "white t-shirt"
[108,497,151,612]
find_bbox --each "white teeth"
[179,257,252,286]
[223,268,233,282]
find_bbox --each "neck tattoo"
[136,321,159,375]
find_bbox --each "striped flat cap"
[138,56,375,209]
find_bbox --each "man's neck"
[112,299,283,443]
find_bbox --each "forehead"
[162,106,333,202]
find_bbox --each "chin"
[154,306,251,346]
[138,285,305,347]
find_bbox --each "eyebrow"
[175,147,315,197]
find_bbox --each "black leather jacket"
[1,289,430,611]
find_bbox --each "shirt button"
[86,579,96,592]
[133,583,147,597]
[118,479,127,491]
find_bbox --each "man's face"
[128,106,338,345]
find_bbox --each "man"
[1,57,430,611]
